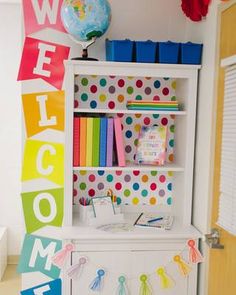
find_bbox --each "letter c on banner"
[36,144,56,175]
[33,193,57,223]
[34,285,51,295]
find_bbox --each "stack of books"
[127,100,179,111]
[73,116,126,167]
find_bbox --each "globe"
[61,0,111,42]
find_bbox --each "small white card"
[91,196,115,218]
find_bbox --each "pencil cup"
[78,204,93,224]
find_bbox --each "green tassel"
[117,276,129,295]
[139,274,152,295]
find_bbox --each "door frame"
[203,0,236,294]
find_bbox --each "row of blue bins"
[106,40,203,65]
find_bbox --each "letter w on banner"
[23,0,66,35]
[17,37,70,90]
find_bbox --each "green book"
[92,118,100,166]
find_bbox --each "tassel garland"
[187,240,204,264]
[173,255,191,277]
[67,256,88,280]
[139,274,152,295]
[51,243,75,268]
[117,275,129,295]
[156,267,175,289]
[90,269,105,292]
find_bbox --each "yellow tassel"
[173,255,192,277]
[156,267,175,289]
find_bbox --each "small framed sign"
[135,125,167,165]
[91,196,115,218]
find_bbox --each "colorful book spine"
[73,117,80,167]
[86,118,93,166]
[106,118,114,167]
[99,118,107,167]
[92,118,100,167]
[114,117,126,167]
[80,117,87,166]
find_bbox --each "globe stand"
[71,37,98,61]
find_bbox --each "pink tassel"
[67,256,88,280]
[52,243,75,268]
[187,240,204,264]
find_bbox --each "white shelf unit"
[63,61,201,295]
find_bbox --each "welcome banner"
[18,37,70,90]
[22,0,66,35]
[17,234,62,279]
[21,279,61,295]
[22,139,64,186]
[21,188,64,234]
[22,90,65,138]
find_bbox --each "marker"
[147,217,163,223]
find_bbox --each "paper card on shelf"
[20,279,61,295]
[135,126,167,165]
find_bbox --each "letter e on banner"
[17,234,62,279]
[20,279,62,295]
[18,37,70,90]
[22,0,66,35]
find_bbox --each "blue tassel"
[90,269,105,292]
[117,275,129,295]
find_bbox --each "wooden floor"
[0,265,21,294]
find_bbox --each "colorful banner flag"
[22,90,65,138]
[17,234,62,279]
[22,0,66,36]
[21,279,61,295]
[22,139,64,186]
[21,188,64,234]
[17,37,70,90]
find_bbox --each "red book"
[73,117,80,167]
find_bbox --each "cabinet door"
[71,250,192,295]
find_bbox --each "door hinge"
[205,228,224,249]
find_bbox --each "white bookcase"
[62,60,201,295]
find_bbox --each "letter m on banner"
[23,0,66,35]
[17,234,62,279]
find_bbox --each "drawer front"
[70,249,195,295]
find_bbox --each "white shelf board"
[73,163,184,172]
[221,55,236,68]
[59,213,202,240]
[74,108,186,115]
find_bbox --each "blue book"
[99,118,108,167]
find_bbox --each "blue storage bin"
[106,39,134,62]
[159,41,180,64]
[135,40,157,63]
[181,42,203,65]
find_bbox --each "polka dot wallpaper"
[74,75,177,110]
[73,75,176,206]
[73,170,173,206]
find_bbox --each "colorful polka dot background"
[73,170,173,206]
[74,75,177,110]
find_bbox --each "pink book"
[114,117,126,167]
[73,117,80,167]
[106,118,114,167]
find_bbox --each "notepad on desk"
[133,213,174,230]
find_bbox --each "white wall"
[0,1,219,267]
[0,3,22,255]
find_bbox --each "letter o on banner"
[33,193,57,223]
